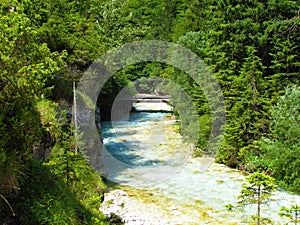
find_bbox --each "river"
[99,102,300,225]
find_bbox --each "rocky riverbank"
[99,189,182,225]
[99,185,241,225]
[99,160,300,225]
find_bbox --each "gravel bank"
[99,189,185,225]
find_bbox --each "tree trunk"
[73,81,78,154]
[257,185,261,225]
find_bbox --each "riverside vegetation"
[0,0,299,224]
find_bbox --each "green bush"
[4,159,109,225]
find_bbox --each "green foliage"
[195,114,211,154]
[0,2,109,221]
[279,204,300,224]
[45,129,79,184]
[238,172,277,205]
[270,86,300,144]
[1,0,300,222]
[97,0,299,166]
[34,96,108,224]
[36,99,62,140]
[227,172,277,225]
[247,87,300,192]
[10,159,109,225]
[208,0,300,168]
[1,96,108,224]
[23,0,105,70]
[0,0,64,210]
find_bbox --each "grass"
[1,159,110,225]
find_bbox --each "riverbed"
[99,102,300,224]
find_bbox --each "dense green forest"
[0,0,299,224]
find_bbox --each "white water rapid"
[99,102,300,225]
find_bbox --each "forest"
[0,0,299,224]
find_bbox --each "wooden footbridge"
[130,94,173,112]
[114,94,173,113]
[132,94,171,103]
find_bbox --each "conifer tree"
[279,204,300,225]
[227,172,277,225]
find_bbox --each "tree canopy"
[0,0,300,222]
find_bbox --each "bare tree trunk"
[73,81,78,154]
[257,185,261,225]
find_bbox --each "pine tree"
[279,204,300,224]
[227,172,277,225]
[251,86,300,191]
